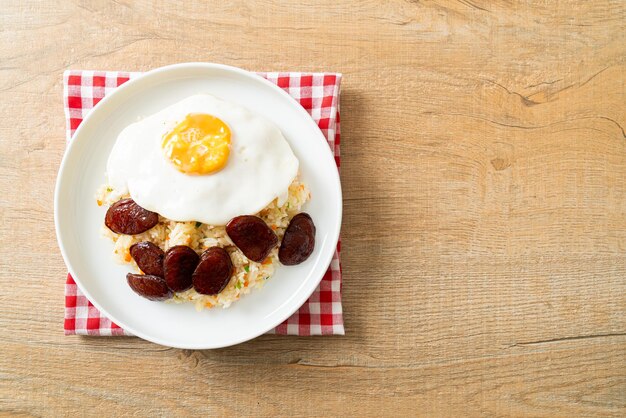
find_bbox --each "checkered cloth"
[63,69,343,336]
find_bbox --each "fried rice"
[96,178,310,310]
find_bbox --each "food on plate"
[163,245,199,292]
[279,213,316,265]
[127,273,172,301]
[100,180,311,309]
[98,93,317,310]
[130,241,165,277]
[225,215,279,262]
[105,198,158,235]
[192,247,234,295]
[105,94,299,225]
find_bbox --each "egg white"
[106,94,299,225]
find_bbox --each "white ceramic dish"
[55,63,342,349]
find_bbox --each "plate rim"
[54,62,342,348]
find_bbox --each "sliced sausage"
[163,245,200,292]
[105,198,159,235]
[126,273,172,301]
[192,247,233,295]
[279,213,316,265]
[130,241,164,277]
[225,215,278,262]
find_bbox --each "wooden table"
[1,1,624,416]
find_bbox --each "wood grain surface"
[0,1,624,416]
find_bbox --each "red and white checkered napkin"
[63,70,343,337]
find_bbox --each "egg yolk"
[162,113,231,175]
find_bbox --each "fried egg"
[106,94,299,225]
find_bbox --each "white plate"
[55,63,342,349]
